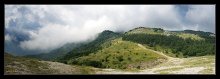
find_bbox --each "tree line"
[122,33,215,57]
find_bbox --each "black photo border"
[1,0,218,79]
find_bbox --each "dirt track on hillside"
[95,44,215,74]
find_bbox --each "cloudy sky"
[5,5,215,52]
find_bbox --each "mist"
[5,5,215,53]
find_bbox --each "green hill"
[59,29,167,70]
[57,27,215,70]
[59,30,122,63]
[67,38,167,70]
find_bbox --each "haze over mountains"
[4,5,215,56]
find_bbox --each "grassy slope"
[152,55,215,74]
[4,53,52,74]
[68,38,167,70]
[60,30,121,62]
[95,54,215,74]
[4,53,94,74]
[67,27,213,70]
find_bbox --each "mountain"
[59,28,169,69]
[67,38,167,69]
[23,30,121,61]
[122,27,215,57]
[4,27,216,74]
[58,27,215,70]
[59,30,122,63]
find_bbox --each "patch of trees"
[122,34,215,57]
[183,30,214,37]
[152,28,164,32]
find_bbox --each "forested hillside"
[122,27,215,57]
[57,27,215,69]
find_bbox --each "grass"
[198,67,214,74]
[181,56,215,67]
[153,55,215,74]
[68,38,167,70]
[75,65,96,74]
[176,33,204,40]
[158,71,170,74]
[4,53,54,74]
[4,53,96,74]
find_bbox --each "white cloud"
[5,5,215,51]
[5,34,12,41]
[185,5,215,32]
[20,23,92,50]
[20,16,113,51]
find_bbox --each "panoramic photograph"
[4,5,215,74]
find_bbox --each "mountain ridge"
[59,27,215,69]
[4,27,216,74]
